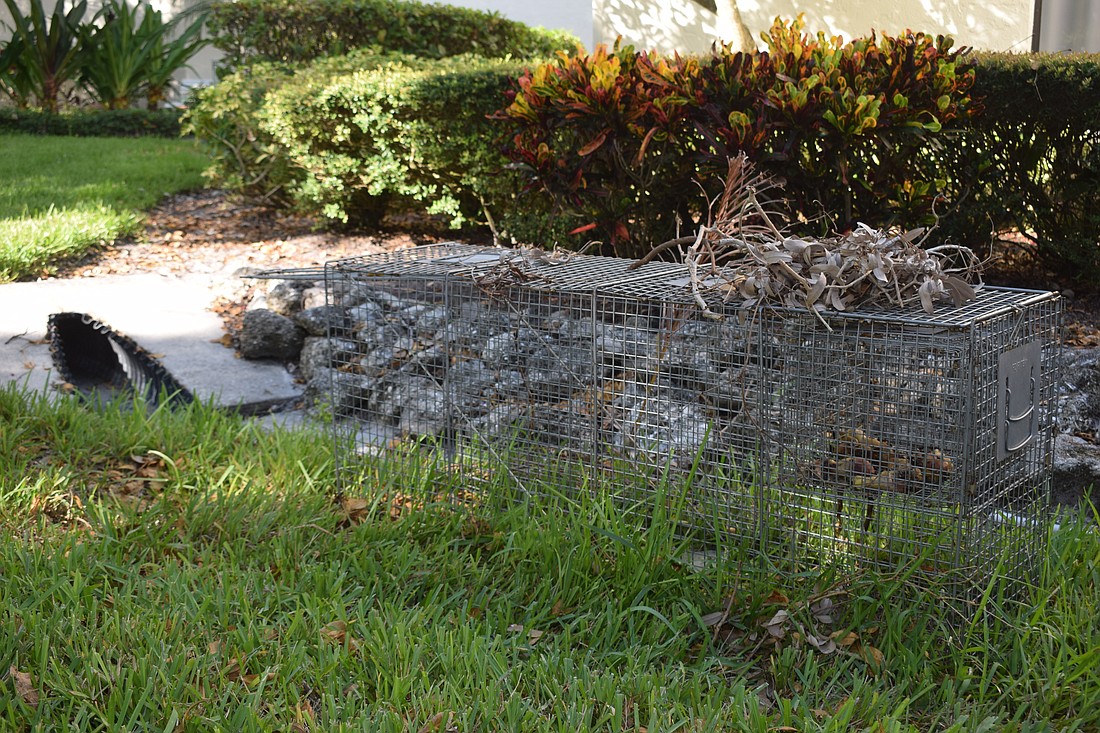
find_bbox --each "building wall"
[421,0,594,49]
[595,0,722,54]
[593,0,1040,54]
[1038,0,1100,52]
[9,1,1088,90]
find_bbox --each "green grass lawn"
[0,134,207,282]
[1,384,1097,732]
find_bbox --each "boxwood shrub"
[185,49,540,233]
[0,108,183,137]
[936,52,1100,281]
[209,0,579,69]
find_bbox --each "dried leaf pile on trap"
[640,155,983,322]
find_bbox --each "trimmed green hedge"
[935,52,1100,281]
[261,54,528,228]
[184,50,538,232]
[0,108,183,137]
[208,0,579,69]
[181,53,377,204]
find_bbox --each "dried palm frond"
[644,154,982,323]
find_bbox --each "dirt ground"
[52,188,448,279]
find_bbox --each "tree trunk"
[713,0,755,52]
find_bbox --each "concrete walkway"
[0,273,306,420]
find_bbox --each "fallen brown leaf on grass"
[811,597,835,624]
[417,711,449,733]
[831,630,859,648]
[292,699,315,733]
[222,655,273,686]
[762,610,790,639]
[765,589,790,606]
[828,630,885,669]
[321,620,361,653]
[9,666,38,707]
[338,497,371,527]
[386,493,419,520]
[852,641,885,669]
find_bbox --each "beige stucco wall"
[740,0,1038,52]
[596,0,721,54]
[422,0,595,49]
[4,1,1056,83]
[594,0,1039,54]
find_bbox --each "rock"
[472,403,593,448]
[239,308,306,361]
[525,403,597,447]
[398,384,448,437]
[526,367,589,402]
[480,332,511,368]
[266,281,305,316]
[493,369,526,399]
[1058,346,1100,436]
[359,346,394,377]
[215,266,262,303]
[412,306,449,337]
[482,328,549,370]
[332,282,377,307]
[306,366,373,417]
[408,344,449,378]
[446,358,496,413]
[660,340,718,393]
[301,285,328,310]
[471,403,526,441]
[356,318,409,354]
[299,337,358,381]
[370,374,446,435]
[618,401,712,463]
[1050,346,1100,508]
[368,289,410,310]
[1052,433,1100,508]
[347,301,384,327]
[594,323,655,372]
[294,305,347,337]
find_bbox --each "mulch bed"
[46,189,1100,347]
[51,189,446,280]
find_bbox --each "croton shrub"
[496,17,977,258]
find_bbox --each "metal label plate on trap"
[997,340,1042,461]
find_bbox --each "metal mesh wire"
[319,244,1061,601]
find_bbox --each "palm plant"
[141,3,210,110]
[0,34,33,107]
[77,0,156,109]
[1,0,88,112]
[78,0,210,111]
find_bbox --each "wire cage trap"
[314,243,1061,601]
